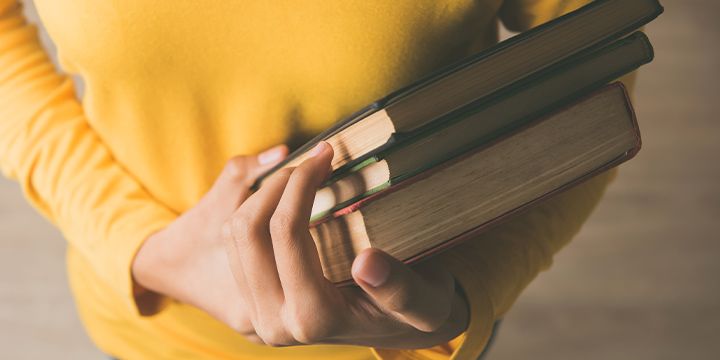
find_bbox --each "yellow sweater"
[0,0,611,358]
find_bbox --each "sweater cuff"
[443,252,496,359]
[107,205,176,317]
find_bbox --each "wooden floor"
[1,0,718,358]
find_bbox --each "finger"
[270,142,334,301]
[351,248,456,332]
[243,333,265,346]
[224,169,293,328]
[223,233,257,325]
[254,144,290,178]
[210,145,288,209]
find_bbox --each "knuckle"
[224,306,258,336]
[385,287,418,314]
[225,210,262,245]
[228,318,254,335]
[417,313,449,333]
[220,221,234,243]
[288,323,321,344]
[269,210,301,238]
[229,213,252,241]
[256,324,292,347]
[267,167,294,184]
[224,156,248,180]
[244,334,265,345]
[290,162,315,184]
[276,167,295,178]
[283,303,336,344]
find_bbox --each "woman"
[0,0,609,358]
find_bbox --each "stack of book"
[257,0,664,283]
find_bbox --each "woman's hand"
[132,144,289,334]
[222,141,469,349]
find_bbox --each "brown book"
[310,83,641,283]
[310,32,654,219]
[257,0,662,184]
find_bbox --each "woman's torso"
[33,1,503,358]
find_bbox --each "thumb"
[351,248,456,333]
[208,145,288,210]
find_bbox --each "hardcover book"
[311,84,642,283]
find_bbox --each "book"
[310,83,641,283]
[310,32,654,219]
[256,0,663,185]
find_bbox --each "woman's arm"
[0,0,178,314]
[0,2,466,349]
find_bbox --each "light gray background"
[1,0,718,358]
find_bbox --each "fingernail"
[258,146,285,165]
[308,141,328,158]
[356,252,390,287]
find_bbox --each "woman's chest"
[33,1,501,95]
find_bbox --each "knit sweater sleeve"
[0,0,177,316]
